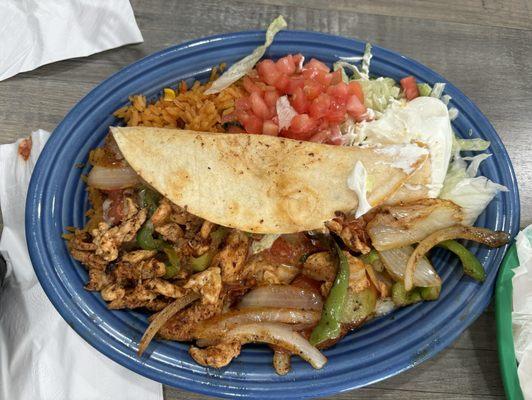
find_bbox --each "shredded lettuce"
[347,161,372,218]
[361,43,372,77]
[451,134,491,152]
[205,16,287,95]
[430,83,446,99]
[417,83,432,97]
[333,61,366,80]
[440,153,508,225]
[356,78,401,112]
[333,62,349,83]
[448,107,459,120]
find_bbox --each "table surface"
[1,0,531,399]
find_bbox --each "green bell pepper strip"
[189,227,230,272]
[417,83,432,97]
[136,221,164,250]
[138,187,161,217]
[391,281,422,306]
[310,241,350,346]
[438,239,486,282]
[360,249,379,265]
[419,285,441,301]
[162,245,180,278]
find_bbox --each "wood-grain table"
[1,1,531,399]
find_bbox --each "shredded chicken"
[157,300,224,341]
[155,222,184,243]
[85,269,112,291]
[121,249,157,264]
[145,278,186,298]
[325,213,371,254]
[112,258,166,283]
[92,207,147,261]
[213,230,250,283]
[70,248,108,270]
[189,341,241,368]
[244,256,299,285]
[184,267,222,305]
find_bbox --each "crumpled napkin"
[0,130,163,400]
[512,225,532,399]
[0,0,143,81]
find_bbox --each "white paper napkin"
[0,130,163,400]
[512,225,532,399]
[0,0,143,81]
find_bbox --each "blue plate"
[26,30,520,399]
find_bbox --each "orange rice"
[113,65,245,132]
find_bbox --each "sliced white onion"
[367,199,463,251]
[192,307,321,339]
[239,285,323,311]
[225,322,327,369]
[404,225,509,290]
[276,96,298,130]
[87,165,139,190]
[378,246,441,288]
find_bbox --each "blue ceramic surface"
[26,30,520,399]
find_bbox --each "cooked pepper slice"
[360,249,379,265]
[189,227,229,272]
[138,187,161,217]
[391,281,422,307]
[340,287,377,325]
[310,241,350,346]
[136,220,163,250]
[419,285,441,301]
[438,239,486,282]
[163,245,180,278]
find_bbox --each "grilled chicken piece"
[91,207,147,261]
[325,213,371,254]
[244,255,300,285]
[212,230,250,283]
[112,258,166,283]
[85,269,112,291]
[121,249,157,264]
[189,341,241,368]
[69,248,108,271]
[184,267,222,305]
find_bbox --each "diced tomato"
[303,81,323,100]
[309,93,331,119]
[249,91,270,120]
[227,124,245,133]
[316,71,333,87]
[327,124,343,145]
[242,76,263,95]
[235,96,251,111]
[305,58,330,73]
[347,81,364,103]
[291,87,310,113]
[309,129,330,143]
[292,54,305,72]
[400,76,419,100]
[329,69,343,85]
[263,90,280,108]
[241,113,263,134]
[286,76,305,95]
[288,114,318,140]
[326,99,347,123]
[262,120,279,136]
[275,55,296,75]
[274,73,290,92]
[327,82,349,100]
[257,59,281,86]
[301,68,318,81]
[346,94,367,121]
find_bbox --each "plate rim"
[25,29,521,399]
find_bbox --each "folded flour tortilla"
[112,127,428,233]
